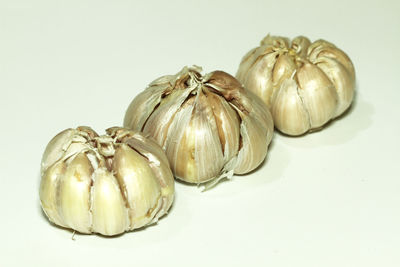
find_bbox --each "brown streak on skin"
[204,82,244,155]
[238,132,243,151]
[205,72,250,115]
[207,71,243,96]
[203,91,226,155]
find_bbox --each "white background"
[1,0,399,266]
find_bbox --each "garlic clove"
[271,79,311,135]
[205,91,240,163]
[236,47,258,82]
[237,45,276,87]
[190,93,225,182]
[249,91,275,145]
[91,168,129,236]
[124,135,174,216]
[112,144,162,229]
[41,129,74,173]
[296,63,338,128]
[58,153,92,233]
[206,71,273,175]
[271,54,297,90]
[234,114,269,174]
[142,88,194,147]
[164,94,225,183]
[39,161,67,227]
[126,134,170,168]
[42,129,94,175]
[105,126,174,214]
[314,56,355,116]
[308,40,355,80]
[244,50,280,107]
[123,84,167,130]
[160,98,196,182]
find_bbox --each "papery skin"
[40,126,174,236]
[236,35,356,136]
[124,66,274,185]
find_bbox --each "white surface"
[1,0,399,266]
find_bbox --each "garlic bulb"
[124,66,274,186]
[236,35,355,135]
[40,126,174,236]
